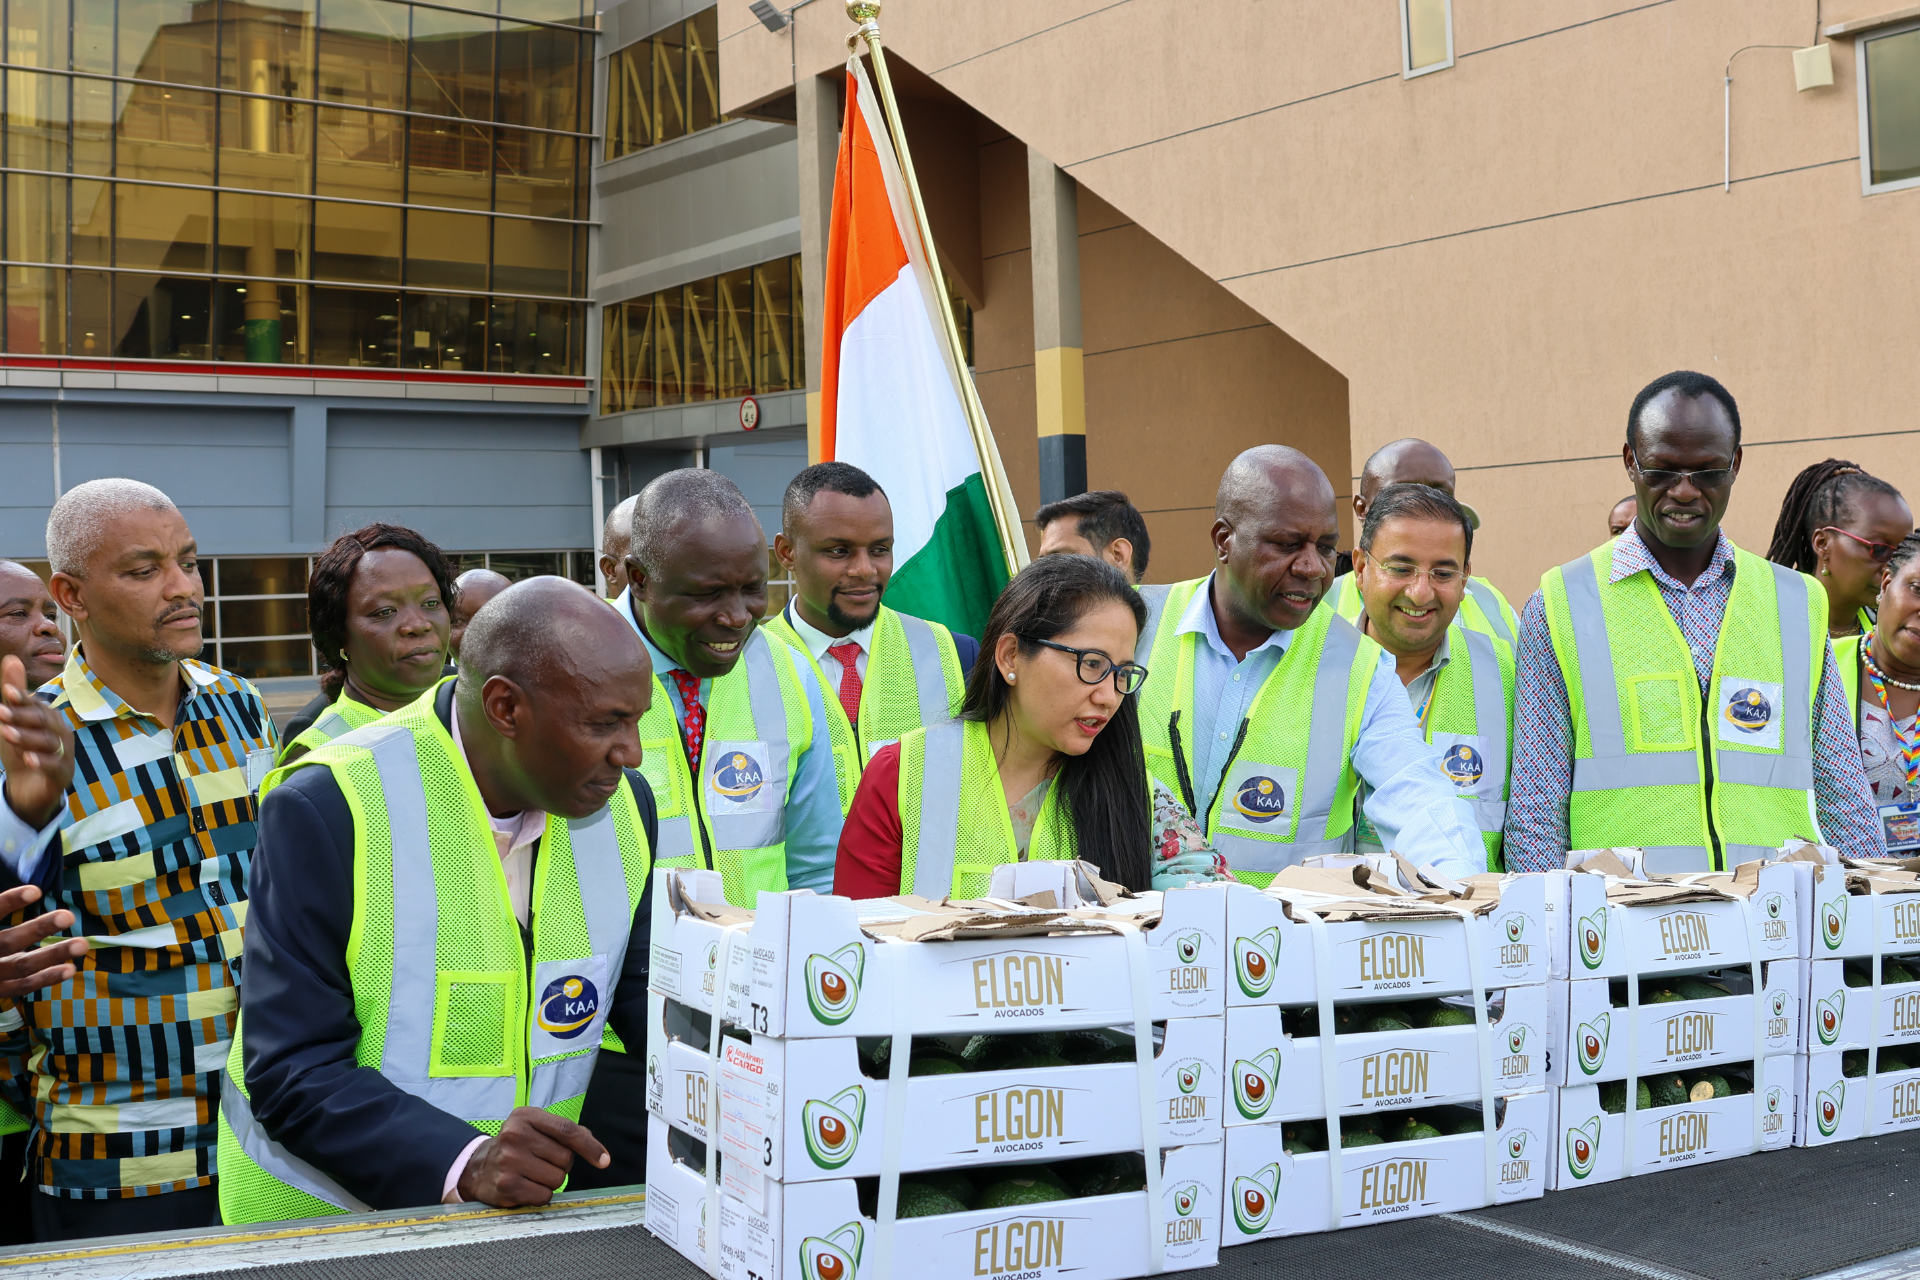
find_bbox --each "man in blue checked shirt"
[0,478,276,1241]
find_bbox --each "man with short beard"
[0,478,277,1240]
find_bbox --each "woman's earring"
[1005,670,1015,683]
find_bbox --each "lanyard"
[1864,648,1920,792]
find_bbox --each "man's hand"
[0,655,73,828]
[455,1106,610,1207]
[0,885,86,999]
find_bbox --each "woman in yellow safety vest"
[1840,533,1920,856]
[1766,459,1911,642]
[278,524,455,765]
[833,555,1174,898]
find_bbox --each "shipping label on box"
[1803,961,1920,1051]
[1550,1054,1796,1188]
[1224,877,1547,1008]
[718,1017,1224,1183]
[1562,864,1798,982]
[718,1144,1224,1280]
[1798,1050,1920,1143]
[1221,1092,1547,1239]
[1222,987,1547,1126]
[1554,960,1801,1085]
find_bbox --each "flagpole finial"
[846,1,880,24]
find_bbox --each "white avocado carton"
[1797,1050,1920,1143]
[1220,1092,1548,1238]
[1551,960,1802,1086]
[646,991,716,1143]
[1222,874,1547,1008]
[716,1018,1225,1182]
[1792,862,1920,961]
[647,1115,1224,1280]
[1557,862,1799,981]
[648,870,1229,1036]
[1221,988,1548,1125]
[1802,961,1920,1051]
[1548,1054,1797,1188]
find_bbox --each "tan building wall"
[721,0,1919,601]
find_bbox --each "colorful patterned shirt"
[1504,527,1882,871]
[0,650,274,1198]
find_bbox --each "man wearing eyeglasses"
[1348,484,1513,870]
[1135,446,1488,883]
[1505,370,1884,872]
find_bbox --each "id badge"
[1880,801,1920,853]
[704,740,780,816]
[1212,761,1297,837]
[245,747,277,793]
[1716,677,1784,750]
[530,954,611,1060]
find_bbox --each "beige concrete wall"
[723,0,1920,603]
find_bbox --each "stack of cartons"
[1778,849,1920,1145]
[642,866,1231,1280]
[1544,858,1802,1187]
[1219,868,1552,1241]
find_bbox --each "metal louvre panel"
[219,1082,370,1214]
[1294,614,1363,836]
[1572,751,1699,791]
[911,721,967,898]
[1561,553,1630,760]
[895,611,952,725]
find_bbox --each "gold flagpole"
[846,1,1030,577]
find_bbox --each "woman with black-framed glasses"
[834,555,1218,899]
[1766,459,1912,641]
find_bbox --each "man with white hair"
[0,478,276,1240]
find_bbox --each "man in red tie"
[768,463,979,813]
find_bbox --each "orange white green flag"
[819,55,1017,639]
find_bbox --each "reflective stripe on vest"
[1466,578,1517,650]
[900,719,1073,898]
[1835,634,1862,729]
[277,696,384,768]
[1423,626,1512,861]
[1551,544,1820,872]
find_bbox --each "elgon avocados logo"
[1441,743,1485,787]
[535,974,600,1038]
[1723,687,1773,733]
[1816,991,1845,1046]
[1821,892,1849,950]
[1232,776,1287,824]
[1172,1183,1199,1217]
[800,1222,862,1280]
[1578,907,1608,970]
[1233,1049,1280,1120]
[802,1085,864,1169]
[1234,927,1280,999]
[1176,932,1203,964]
[1232,1162,1279,1235]
[805,943,864,1025]
[1566,1117,1600,1179]
[1576,1012,1609,1075]
[1175,1060,1204,1094]
[711,751,766,802]
[1815,1082,1845,1137]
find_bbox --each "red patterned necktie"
[670,669,705,770]
[827,642,863,726]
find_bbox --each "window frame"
[1857,19,1920,196]
[1399,0,1454,80]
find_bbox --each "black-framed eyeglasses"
[1630,448,1735,492]
[1027,637,1149,695]
[1818,526,1902,564]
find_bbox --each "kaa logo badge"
[1821,892,1850,951]
[1816,991,1845,1046]
[1233,1049,1280,1120]
[535,975,600,1039]
[1566,1117,1601,1180]
[711,751,766,802]
[1234,928,1280,999]
[1578,907,1608,969]
[1232,1162,1280,1235]
[1576,1012,1610,1075]
[800,1222,863,1280]
[1815,1082,1846,1137]
[802,1086,864,1169]
[1723,687,1773,734]
[1233,776,1287,824]
[1441,743,1485,787]
[805,944,865,1025]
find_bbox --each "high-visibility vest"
[1325,571,1519,652]
[1136,578,1377,887]
[1540,542,1825,873]
[216,687,652,1224]
[762,605,965,812]
[1835,634,1863,727]
[276,694,383,767]
[635,629,815,908]
[1413,627,1514,869]
[897,719,1074,899]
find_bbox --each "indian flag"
[820,56,1022,638]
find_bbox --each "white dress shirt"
[784,601,873,695]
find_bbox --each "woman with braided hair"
[1765,459,1912,641]
[1845,533,1920,853]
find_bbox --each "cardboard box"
[717,1018,1225,1182]
[1802,962,1920,1051]
[1797,1050,1920,1143]
[1555,863,1800,982]
[1790,865,1920,961]
[1220,1092,1548,1238]
[1223,875,1547,1007]
[1548,1055,1797,1188]
[649,870,1230,1036]
[1222,988,1548,1125]
[646,991,716,1144]
[649,1115,1223,1280]
[1551,960,1802,1086]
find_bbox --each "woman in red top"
[833,555,1154,897]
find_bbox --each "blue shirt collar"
[613,586,684,679]
[1174,571,1293,661]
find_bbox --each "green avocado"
[911,1057,966,1076]
[1844,1050,1868,1078]
[1846,965,1872,989]
[1097,1045,1139,1065]
[897,1183,969,1219]
[1686,1073,1731,1101]
[1422,1004,1475,1028]
[1283,1007,1321,1039]
[1673,978,1731,1002]
[1447,1113,1486,1134]
[911,1169,977,1208]
[1642,986,1684,1004]
[1059,1153,1144,1198]
[1341,1129,1385,1148]
[1885,959,1919,986]
[1648,1074,1689,1108]
[1598,1080,1653,1114]
[1062,1031,1117,1064]
[1345,1112,1382,1134]
[976,1178,1070,1209]
[1015,1053,1073,1070]
[1282,1137,1317,1155]
[1363,1015,1413,1034]
[1878,1047,1912,1074]
[1282,1121,1327,1152]
[1395,1118,1444,1142]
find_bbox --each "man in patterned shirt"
[0,478,276,1240]
[1505,372,1882,872]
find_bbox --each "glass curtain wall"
[600,251,802,414]
[0,0,593,373]
[603,5,719,160]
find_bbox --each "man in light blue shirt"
[612,469,842,895]
[1138,446,1485,881]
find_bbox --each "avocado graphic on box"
[1232,1049,1280,1120]
[1815,1082,1845,1137]
[800,1222,862,1280]
[1578,907,1607,969]
[1576,1012,1609,1075]
[1234,927,1280,999]
[802,1085,865,1170]
[1172,1182,1199,1217]
[1232,1162,1279,1235]
[1176,931,1202,964]
[1816,992,1845,1046]
[1566,1117,1600,1179]
[805,943,864,1025]
[1174,1060,1203,1094]
[1822,893,1849,951]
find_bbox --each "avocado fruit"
[911,1057,966,1076]
[1846,965,1871,989]
[1885,959,1920,986]
[1060,1153,1145,1197]
[1878,1047,1913,1074]
[1421,1003,1474,1028]
[1062,1030,1118,1064]
[1673,978,1730,1002]
[1686,1073,1731,1101]
[1642,986,1684,1004]
[964,1034,1063,1072]
[1599,1080,1653,1114]
[1647,1074,1689,1108]
[897,1183,969,1219]
[1014,1053,1074,1070]
[1097,1045,1139,1065]
[1447,1113,1485,1134]
[1282,1120,1327,1153]
[1364,1014,1413,1034]
[1844,1049,1868,1078]
[976,1177,1070,1209]
[1394,1116,1443,1142]
[911,1169,977,1208]
[1341,1129,1385,1148]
